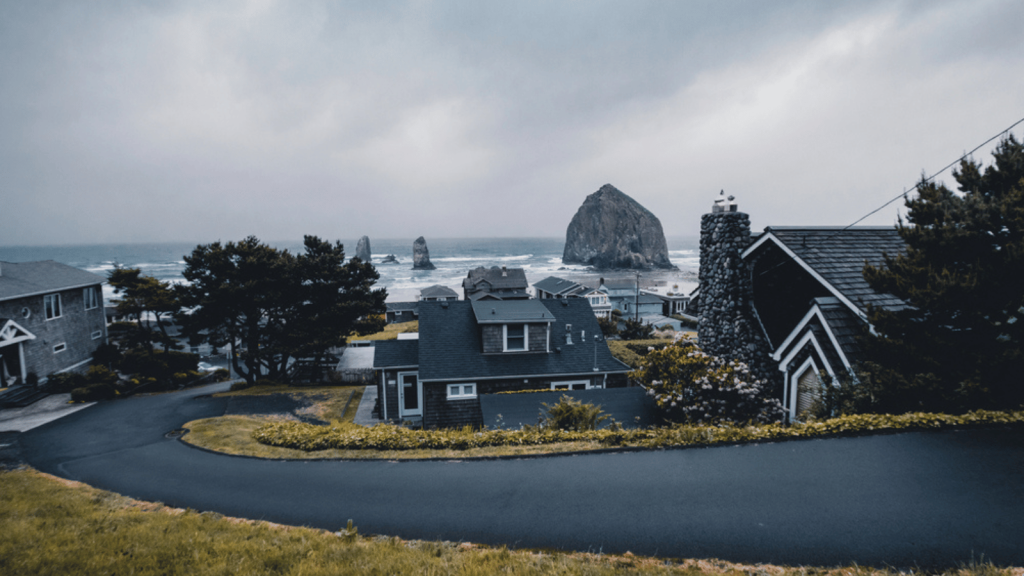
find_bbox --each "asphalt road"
[19,383,1024,568]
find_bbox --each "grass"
[352,320,418,341]
[212,384,363,426]
[1,468,1020,576]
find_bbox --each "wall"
[481,323,549,353]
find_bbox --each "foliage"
[541,395,609,431]
[86,365,119,387]
[42,371,88,394]
[121,349,198,382]
[596,316,619,337]
[606,339,671,368]
[71,383,117,402]
[861,134,1024,412]
[108,266,181,352]
[91,343,123,369]
[212,368,230,382]
[353,320,418,341]
[252,409,1024,452]
[178,236,386,387]
[631,340,784,424]
[619,317,654,340]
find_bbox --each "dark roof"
[815,297,862,362]
[386,301,419,313]
[600,279,636,290]
[372,339,419,369]
[462,266,529,291]
[471,300,554,324]
[746,227,907,315]
[417,299,630,382]
[532,276,580,296]
[419,285,458,299]
[0,261,104,302]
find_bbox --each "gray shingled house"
[461,266,530,301]
[0,261,107,387]
[372,298,631,428]
[418,284,459,301]
[699,216,906,422]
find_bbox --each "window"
[447,383,477,399]
[504,324,527,351]
[84,287,99,310]
[552,380,590,391]
[91,330,103,340]
[44,294,62,320]
[53,343,66,353]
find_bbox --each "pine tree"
[861,134,1024,412]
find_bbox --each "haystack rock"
[412,236,436,270]
[355,236,371,262]
[562,184,674,269]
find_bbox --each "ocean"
[0,237,700,303]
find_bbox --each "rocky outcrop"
[412,236,436,270]
[562,184,674,269]
[355,236,371,262]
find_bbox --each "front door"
[398,372,422,417]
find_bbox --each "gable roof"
[741,227,906,318]
[0,261,105,302]
[462,266,529,291]
[416,299,630,382]
[386,301,419,313]
[471,300,554,324]
[532,276,581,296]
[419,284,458,300]
[372,339,419,369]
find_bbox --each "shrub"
[43,372,88,394]
[86,365,119,387]
[631,340,784,424]
[596,316,619,337]
[121,349,199,381]
[607,339,672,368]
[541,395,609,431]
[619,318,654,340]
[91,343,123,369]
[212,368,230,382]
[71,383,117,402]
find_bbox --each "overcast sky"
[2,0,1022,246]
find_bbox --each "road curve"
[19,383,1024,568]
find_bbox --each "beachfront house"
[533,276,612,318]
[385,301,418,324]
[372,298,631,428]
[462,266,530,301]
[418,285,459,302]
[696,198,906,422]
[0,261,107,388]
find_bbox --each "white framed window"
[447,383,477,399]
[84,287,100,310]
[551,380,590,391]
[44,294,62,320]
[504,324,527,351]
[53,343,66,353]
[91,330,103,340]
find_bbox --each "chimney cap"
[712,190,738,213]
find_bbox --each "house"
[372,298,632,428]
[0,261,107,387]
[696,198,906,422]
[462,266,530,301]
[418,285,459,301]
[533,276,611,318]
[385,301,418,324]
[641,289,691,317]
[619,293,664,319]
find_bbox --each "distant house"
[372,299,631,428]
[462,266,530,301]
[641,290,691,317]
[0,261,107,387]
[385,301,418,324]
[418,285,458,302]
[697,198,907,422]
[533,276,611,318]
[620,293,663,318]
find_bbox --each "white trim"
[0,282,102,304]
[772,303,854,372]
[56,357,92,374]
[503,323,528,352]
[83,286,100,310]
[397,371,422,417]
[91,330,103,340]
[550,379,591,391]
[741,232,868,321]
[44,293,62,321]
[788,356,821,422]
[446,382,477,399]
[777,330,838,379]
[0,319,36,347]
[421,368,631,384]
[52,343,67,353]
[381,371,388,421]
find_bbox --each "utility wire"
[822,115,1024,240]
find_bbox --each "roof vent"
[560,300,568,307]
[441,301,449,308]
[491,307,496,314]
[501,266,508,277]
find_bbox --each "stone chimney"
[697,193,776,386]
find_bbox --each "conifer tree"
[861,134,1024,412]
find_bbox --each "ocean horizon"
[0,236,700,303]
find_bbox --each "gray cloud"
[1,0,1021,245]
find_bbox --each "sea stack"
[412,236,436,270]
[562,184,674,269]
[355,236,371,262]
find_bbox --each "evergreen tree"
[861,134,1024,412]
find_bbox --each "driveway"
[18,383,1024,568]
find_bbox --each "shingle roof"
[372,339,419,369]
[532,276,581,296]
[471,300,554,324]
[417,299,630,382]
[386,301,419,313]
[747,227,907,315]
[815,297,862,362]
[0,261,104,302]
[462,267,529,291]
[419,285,458,299]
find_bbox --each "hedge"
[252,409,1024,453]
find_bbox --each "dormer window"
[504,324,527,351]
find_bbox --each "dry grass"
[352,320,418,341]
[1,467,1020,576]
[213,384,363,426]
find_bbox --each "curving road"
[20,383,1024,568]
